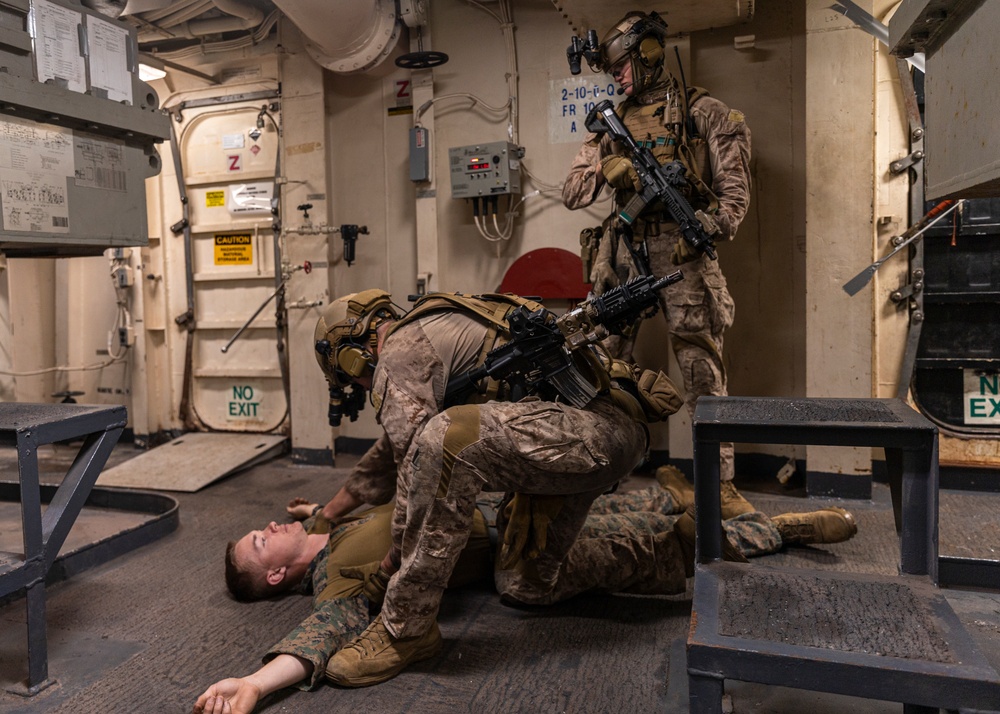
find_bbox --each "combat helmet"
[598,11,670,95]
[314,289,398,425]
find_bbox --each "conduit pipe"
[135,0,265,39]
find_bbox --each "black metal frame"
[687,397,1000,713]
[0,404,128,695]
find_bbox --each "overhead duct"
[122,0,175,13]
[184,0,264,36]
[272,0,404,73]
[125,0,266,40]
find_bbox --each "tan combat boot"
[720,480,755,520]
[655,465,694,511]
[326,614,442,687]
[773,507,858,546]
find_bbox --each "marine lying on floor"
[192,467,857,711]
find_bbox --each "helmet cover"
[313,289,398,387]
[596,11,669,94]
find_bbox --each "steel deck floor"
[0,442,997,713]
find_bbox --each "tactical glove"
[340,561,392,610]
[670,238,699,266]
[600,155,642,193]
[588,220,620,296]
[590,260,618,296]
[499,493,564,569]
[671,210,721,265]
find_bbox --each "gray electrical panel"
[449,141,522,198]
[0,0,170,257]
[409,126,429,182]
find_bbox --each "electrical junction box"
[409,126,429,182]
[449,141,523,198]
[113,265,134,288]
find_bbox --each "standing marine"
[563,11,753,516]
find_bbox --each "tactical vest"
[385,292,670,423]
[385,292,547,403]
[614,86,719,221]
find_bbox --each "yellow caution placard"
[214,233,253,265]
[206,190,225,207]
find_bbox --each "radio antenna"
[673,45,696,140]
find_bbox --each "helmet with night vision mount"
[595,11,670,95]
[314,289,399,425]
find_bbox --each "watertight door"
[176,99,286,432]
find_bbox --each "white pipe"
[210,0,265,25]
[156,0,214,29]
[158,0,265,38]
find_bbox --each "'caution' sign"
[214,233,253,265]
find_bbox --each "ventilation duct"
[271,0,403,74]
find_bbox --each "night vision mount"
[566,29,600,75]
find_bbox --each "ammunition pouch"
[636,368,683,421]
[607,359,682,422]
[579,225,602,284]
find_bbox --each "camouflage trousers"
[611,224,737,481]
[589,485,784,559]
[381,396,647,639]
[492,485,782,604]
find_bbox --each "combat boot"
[655,465,694,511]
[773,507,858,546]
[673,507,748,577]
[720,480,755,520]
[326,614,442,687]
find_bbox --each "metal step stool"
[687,397,1000,713]
[1,404,128,696]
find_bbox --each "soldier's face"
[235,520,307,578]
[611,59,633,96]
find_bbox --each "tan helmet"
[314,289,398,387]
[597,11,669,94]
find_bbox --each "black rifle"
[585,99,718,261]
[445,271,683,408]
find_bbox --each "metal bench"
[687,397,1000,713]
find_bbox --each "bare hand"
[285,497,319,521]
[193,677,261,714]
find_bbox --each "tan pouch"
[636,369,684,421]
[579,226,601,283]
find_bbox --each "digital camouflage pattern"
[563,85,752,482]
[346,309,657,639]
[342,433,397,506]
[373,312,650,637]
[484,486,781,603]
[264,481,784,689]
[262,510,388,689]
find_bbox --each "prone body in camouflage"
[264,482,782,689]
[264,483,783,688]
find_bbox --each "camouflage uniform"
[263,503,492,689]
[489,487,780,603]
[563,87,751,483]
[262,506,391,689]
[265,488,782,688]
[585,486,781,559]
[372,310,650,638]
